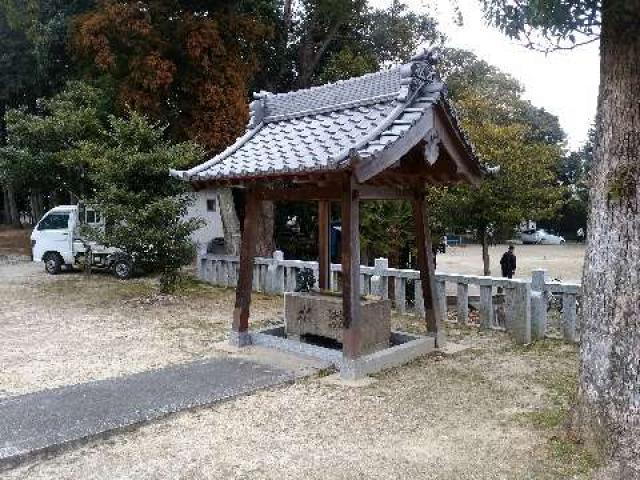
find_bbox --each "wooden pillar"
[231,190,259,346]
[341,176,362,359]
[412,192,442,344]
[318,200,331,290]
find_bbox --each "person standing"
[577,227,585,243]
[500,245,517,279]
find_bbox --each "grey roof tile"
[172,52,479,182]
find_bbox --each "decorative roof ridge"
[264,65,402,101]
[170,122,265,180]
[437,93,479,164]
[262,93,399,123]
[329,78,436,168]
[257,48,442,121]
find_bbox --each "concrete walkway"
[0,352,320,470]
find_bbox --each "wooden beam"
[357,184,412,200]
[354,110,434,183]
[318,200,331,290]
[255,182,413,202]
[254,184,342,201]
[411,191,443,344]
[231,190,259,345]
[341,174,362,359]
[434,108,482,186]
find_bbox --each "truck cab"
[31,205,78,267]
[31,205,133,278]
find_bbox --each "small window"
[86,210,101,224]
[38,213,70,231]
[206,199,216,212]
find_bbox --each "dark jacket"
[500,251,516,278]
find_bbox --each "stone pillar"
[479,284,493,329]
[504,281,531,345]
[531,269,548,292]
[530,292,547,340]
[436,279,447,323]
[415,279,425,318]
[285,266,296,292]
[360,273,367,295]
[371,275,382,298]
[395,277,407,314]
[267,250,285,294]
[562,293,578,343]
[457,282,469,325]
[332,269,339,292]
[373,258,389,299]
[252,265,259,291]
[530,269,548,341]
[199,256,207,281]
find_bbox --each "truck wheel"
[112,259,133,280]
[43,253,63,275]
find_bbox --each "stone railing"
[198,252,581,344]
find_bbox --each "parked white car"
[31,205,133,278]
[520,229,566,245]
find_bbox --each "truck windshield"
[38,213,70,230]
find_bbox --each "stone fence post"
[479,284,493,328]
[266,250,285,294]
[530,269,548,340]
[504,281,531,345]
[562,293,578,343]
[456,282,469,325]
[371,257,389,299]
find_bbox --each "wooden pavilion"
[171,51,483,360]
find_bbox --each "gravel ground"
[0,260,280,398]
[5,333,595,480]
[1,261,596,479]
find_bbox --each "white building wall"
[184,188,224,254]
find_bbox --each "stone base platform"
[246,325,436,380]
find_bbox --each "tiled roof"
[171,51,477,183]
[262,68,402,121]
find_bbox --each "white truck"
[31,205,134,279]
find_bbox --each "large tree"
[83,111,203,292]
[72,0,277,255]
[0,81,112,221]
[0,0,92,224]
[480,1,640,477]
[435,48,566,275]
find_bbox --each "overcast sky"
[369,0,600,150]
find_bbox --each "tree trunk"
[573,2,640,477]
[5,183,21,227]
[2,186,8,224]
[481,227,491,276]
[29,190,45,225]
[0,101,6,146]
[217,188,241,255]
[255,200,276,257]
[283,0,294,32]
